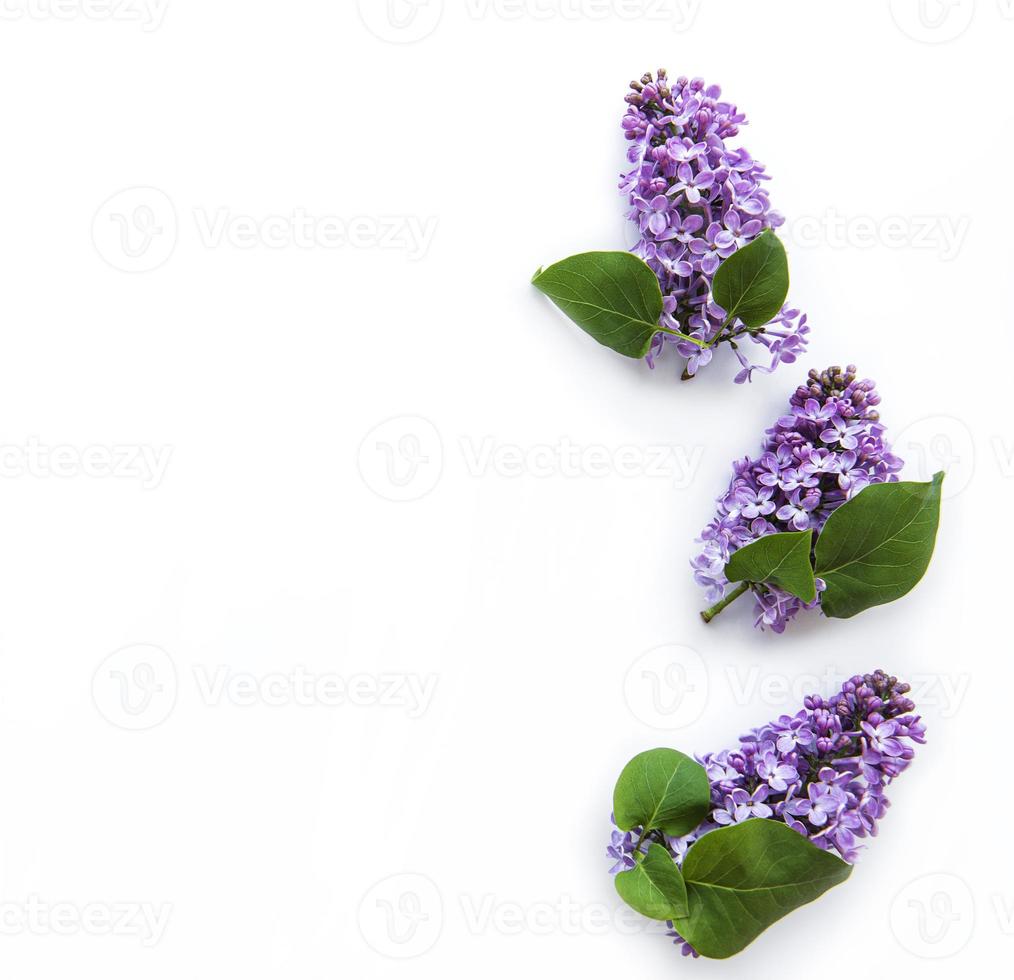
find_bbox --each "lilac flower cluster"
[621,70,809,382]
[608,671,926,957]
[693,365,903,631]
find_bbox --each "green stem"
[707,314,734,347]
[657,325,707,349]
[700,582,750,623]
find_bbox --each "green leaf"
[672,820,852,959]
[813,472,944,619]
[725,530,816,603]
[711,230,789,328]
[612,748,710,837]
[614,843,689,921]
[531,251,665,358]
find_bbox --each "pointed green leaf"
[725,530,816,602]
[531,251,664,358]
[613,748,710,837]
[712,230,789,328]
[614,843,689,921]
[813,472,944,619]
[672,820,852,958]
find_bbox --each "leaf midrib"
[816,503,930,577]
[722,247,777,321]
[541,294,657,333]
[758,535,813,595]
[684,872,845,896]
[644,756,689,828]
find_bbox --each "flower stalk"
[700,582,749,622]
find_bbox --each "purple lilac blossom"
[694,365,903,632]
[608,671,925,958]
[621,70,809,382]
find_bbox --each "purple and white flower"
[608,671,925,959]
[693,366,904,631]
[622,70,809,381]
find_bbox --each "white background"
[0,0,1009,976]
